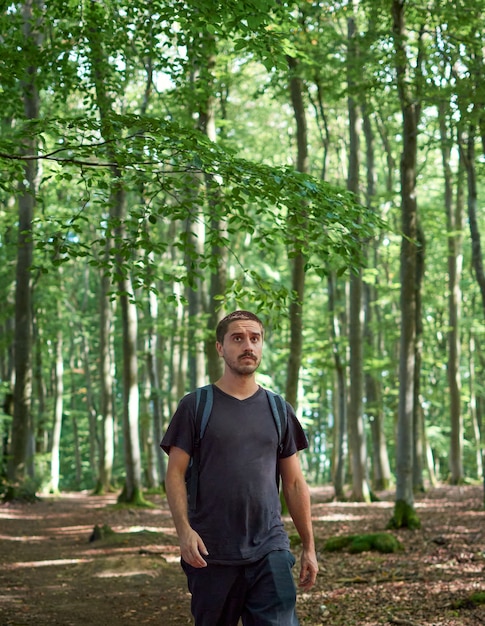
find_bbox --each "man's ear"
[215,341,223,356]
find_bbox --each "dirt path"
[1,486,484,625]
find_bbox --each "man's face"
[216,319,263,376]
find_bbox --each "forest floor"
[0,484,484,626]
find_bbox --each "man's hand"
[179,527,209,568]
[298,548,319,591]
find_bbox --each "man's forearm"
[165,469,192,538]
[283,479,315,551]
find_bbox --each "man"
[161,310,318,625]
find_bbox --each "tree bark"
[389,0,421,528]
[440,105,464,484]
[328,274,347,499]
[50,324,63,494]
[7,0,41,496]
[346,12,370,502]
[285,55,308,410]
[96,271,115,494]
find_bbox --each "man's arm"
[165,446,209,568]
[279,453,319,591]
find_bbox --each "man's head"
[216,310,264,344]
[215,311,264,377]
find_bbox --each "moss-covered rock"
[323,532,404,554]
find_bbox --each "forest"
[1,0,485,531]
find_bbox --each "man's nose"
[241,337,253,350]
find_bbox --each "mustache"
[239,352,257,361]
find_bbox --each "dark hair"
[216,310,264,344]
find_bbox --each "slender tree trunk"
[146,283,165,485]
[389,0,421,528]
[328,274,347,499]
[96,271,115,494]
[461,129,485,326]
[441,107,464,484]
[285,55,308,410]
[461,126,485,503]
[362,99,391,493]
[80,331,99,479]
[69,346,82,487]
[468,334,483,478]
[346,12,370,502]
[50,325,63,494]
[195,43,226,383]
[413,224,425,492]
[7,0,41,497]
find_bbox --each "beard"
[225,352,261,376]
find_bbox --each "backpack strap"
[265,389,288,454]
[187,384,213,513]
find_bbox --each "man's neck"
[214,372,259,400]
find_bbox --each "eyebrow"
[230,331,262,338]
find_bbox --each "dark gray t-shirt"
[161,385,308,565]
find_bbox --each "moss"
[324,532,404,554]
[89,524,115,542]
[323,535,353,552]
[387,499,421,530]
[452,592,485,610]
[116,486,153,508]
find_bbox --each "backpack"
[186,384,288,513]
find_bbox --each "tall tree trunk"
[196,37,226,383]
[441,107,464,484]
[146,284,166,485]
[389,0,421,529]
[346,12,370,502]
[96,271,115,494]
[86,0,143,504]
[285,55,308,410]
[363,99,391,492]
[460,125,485,503]
[69,344,82,487]
[328,274,347,499]
[50,324,63,494]
[468,334,483,479]
[413,224,425,492]
[461,128,485,332]
[7,0,41,498]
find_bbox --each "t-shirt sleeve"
[160,393,196,456]
[280,401,309,458]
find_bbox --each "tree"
[6,0,42,499]
[388,0,422,529]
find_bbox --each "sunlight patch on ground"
[0,534,46,542]
[313,513,367,522]
[122,525,176,534]
[93,568,158,578]
[4,557,93,569]
[0,510,47,521]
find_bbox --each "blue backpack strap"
[187,385,213,513]
[197,384,213,440]
[265,389,288,454]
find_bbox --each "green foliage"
[323,532,404,554]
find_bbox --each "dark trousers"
[181,550,299,626]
